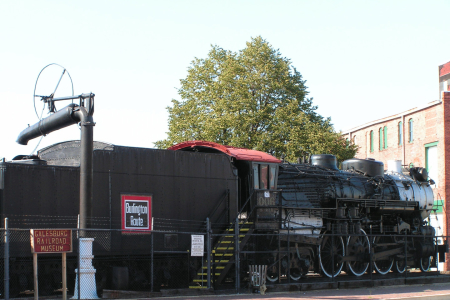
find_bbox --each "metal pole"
[235,217,240,293]
[151,233,154,292]
[212,250,216,290]
[77,108,94,231]
[77,234,81,300]
[206,218,211,289]
[4,218,9,300]
[404,230,407,280]
[187,250,190,287]
[370,227,373,281]
[287,221,290,284]
[278,230,281,283]
[33,253,38,300]
[331,231,335,281]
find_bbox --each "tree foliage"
[156,37,357,162]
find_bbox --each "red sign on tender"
[30,229,73,253]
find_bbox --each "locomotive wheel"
[346,229,370,276]
[373,235,394,275]
[266,253,279,283]
[266,270,279,282]
[420,256,431,272]
[289,270,302,281]
[319,231,345,278]
[394,259,406,273]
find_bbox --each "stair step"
[218,240,241,243]
[215,247,234,250]
[214,253,233,257]
[225,228,250,232]
[193,279,208,282]
[225,235,245,238]
[197,272,221,276]
[189,285,208,289]
[203,266,225,269]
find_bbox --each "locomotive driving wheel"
[266,252,279,283]
[394,259,406,273]
[373,235,394,275]
[346,229,370,276]
[420,256,431,272]
[319,231,345,278]
[393,231,407,273]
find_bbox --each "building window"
[370,131,374,153]
[425,142,439,187]
[383,126,388,149]
[398,121,403,145]
[379,128,383,150]
[408,118,413,142]
[352,135,357,145]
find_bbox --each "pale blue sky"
[1,1,449,160]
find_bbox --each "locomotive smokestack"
[16,103,78,145]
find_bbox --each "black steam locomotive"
[0,140,445,293]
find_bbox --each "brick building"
[343,61,450,269]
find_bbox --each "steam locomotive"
[0,140,445,294]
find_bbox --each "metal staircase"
[189,220,254,289]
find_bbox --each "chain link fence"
[0,219,447,298]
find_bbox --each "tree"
[155,36,357,162]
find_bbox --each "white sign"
[191,235,204,256]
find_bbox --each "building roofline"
[439,61,450,77]
[342,100,442,134]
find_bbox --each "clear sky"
[1,1,449,160]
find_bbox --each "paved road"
[147,283,450,300]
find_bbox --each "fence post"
[369,226,373,281]
[404,230,407,280]
[235,217,240,293]
[331,231,334,281]
[151,233,154,292]
[287,221,290,284]
[206,218,211,289]
[77,231,80,300]
[4,218,9,300]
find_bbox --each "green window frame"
[408,118,413,142]
[383,126,388,149]
[370,130,374,153]
[379,128,383,150]
[398,121,402,146]
[425,141,439,179]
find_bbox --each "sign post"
[30,229,72,300]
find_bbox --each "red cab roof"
[168,141,281,163]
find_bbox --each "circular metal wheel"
[266,272,279,283]
[420,256,431,272]
[33,63,74,121]
[346,229,370,276]
[373,236,394,275]
[394,259,406,273]
[266,253,279,283]
[289,268,302,281]
[319,231,345,278]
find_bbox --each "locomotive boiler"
[0,140,446,295]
